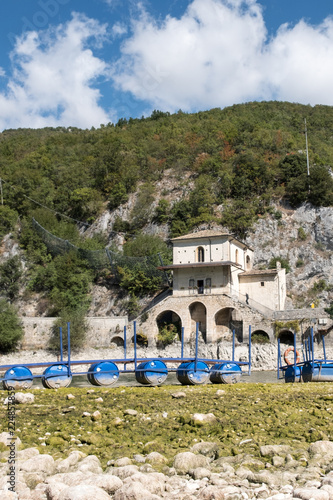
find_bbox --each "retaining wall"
[20,317,128,350]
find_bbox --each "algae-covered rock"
[260,444,293,457]
[173,452,210,474]
[191,413,217,426]
[190,441,219,459]
[145,452,167,464]
[115,457,132,466]
[0,432,22,447]
[171,391,186,399]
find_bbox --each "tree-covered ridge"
[0,101,332,235]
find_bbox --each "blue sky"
[0,0,332,130]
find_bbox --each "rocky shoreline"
[1,435,333,499]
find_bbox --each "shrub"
[49,308,88,351]
[0,256,22,301]
[268,257,291,274]
[0,299,24,353]
[297,227,307,241]
[251,332,270,344]
[157,323,178,347]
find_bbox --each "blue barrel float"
[210,362,242,384]
[42,364,72,389]
[284,364,302,383]
[176,361,209,385]
[87,361,119,386]
[135,360,168,386]
[3,366,34,390]
[302,361,333,383]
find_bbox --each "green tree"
[49,308,88,351]
[221,200,257,238]
[0,206,18,237]
[0,256,22,301]
[0,299,23,353]
[268,257,291,274]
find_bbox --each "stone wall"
[20,316,128,350]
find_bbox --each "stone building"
[134,229,331,346]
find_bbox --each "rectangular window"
[261,282,265,287]
[205,278,211,293]
[189,279,195,294]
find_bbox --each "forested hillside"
[0,101,332,350]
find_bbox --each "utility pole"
[304,119,310,194]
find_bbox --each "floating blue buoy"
[285,364,302,383]
[210,362,242,384]
[135,360,168,385]
[176,361,209,385]
[3,366,33,390]
[87,361,119,386]
[42,364,72,389]
[302,361,333,382]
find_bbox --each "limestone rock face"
[246,203,333,309]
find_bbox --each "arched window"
[235,249,239,264]
[246,255,251,269]
[197,246,205,262]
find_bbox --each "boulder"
[115,457,132,467]
[145,452,167,464]
[14,393,35,404]
[58,484,111,500]
[173,452,210,474]
[0,432,22,447]
[17,448,39,461]
[191,413,217,426]
[191,441,219,459]
[260,444,293,457]
[108,465,140,479]
[309,441,333,457]
[75,455,102,474]
[19,454,55,475]
[114,481,161,500]
[123,472,165,495]
[56,451,86,473]
[293,488,329,500]
[171,391,186,398]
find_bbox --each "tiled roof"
[240,269,278,276]
[171,230,230,241]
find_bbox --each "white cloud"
[111,22,128,38]
[111,0,333,113]
[0,13,111,131]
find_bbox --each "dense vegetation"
[0,101,332,333]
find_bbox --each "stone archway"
[189,302,207,341]
[110,336,124,347]
[251,330,270,344]
[278,330,294,345]
[215,307,243,342]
